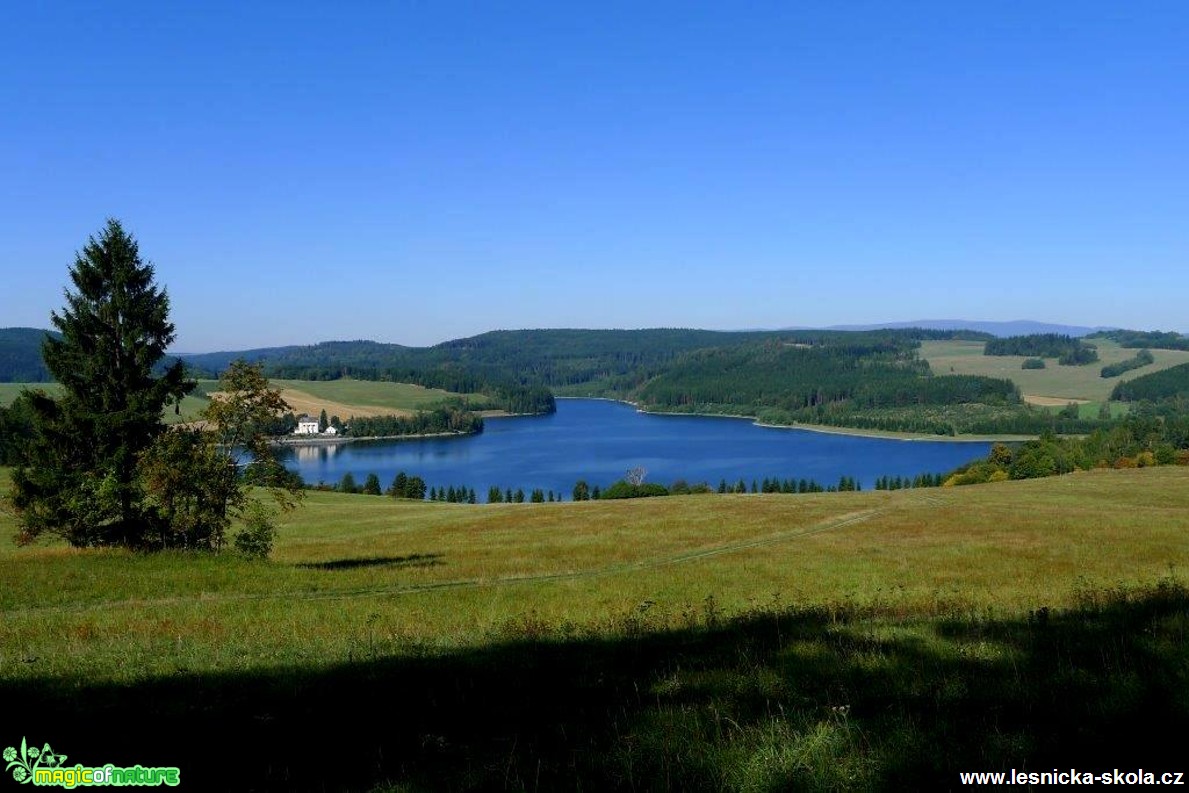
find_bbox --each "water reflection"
[289,443,341,463]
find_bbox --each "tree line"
[343,407,484,438]
[1110,362,1189,402]
[329,470,943,503]
[1089,329,1189,351]
[1101,349,1154,379]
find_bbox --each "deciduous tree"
[139,359,301,553]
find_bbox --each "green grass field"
[3,467,1188,789]
[270,378,472,418]
[1,377,465,426]
[920,338,1189,403]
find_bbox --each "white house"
[295,416,320,435]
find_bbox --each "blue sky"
[2,2,1186,351]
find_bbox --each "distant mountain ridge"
[817,320,1118,338]
[0,321,1150,383]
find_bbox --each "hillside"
[921,338,1189,406]
[10,325,1189,437]
[0,327,59,382]
[3,466,1187,788]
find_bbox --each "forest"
[1110,362,1189,403]
[1090,329,1189,351]
[0,328,58,382]
[342,407,484,438]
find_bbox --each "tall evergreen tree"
[10,220,193,547]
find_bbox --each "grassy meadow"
[3,466,1189,789]
[2,377,471,428]
[920,338,1189,405]
[270,378,476,419]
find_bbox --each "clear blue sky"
[3,2,1186,351]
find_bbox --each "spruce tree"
[10,219,193,547]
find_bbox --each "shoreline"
[558,396,1030,443]
[273,430,476,446]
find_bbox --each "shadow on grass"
[297,553,445,571]
[5,581,1188,791]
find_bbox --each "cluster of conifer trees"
[873,473,944,489]
[984,333,1099,365]
[1111,362,1189,402]
[344,407,483,438]
[1101,349,1155,379]
[318,470,959,502]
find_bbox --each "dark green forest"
[1110,362,1189,403]
[630,336,1039,434]
[343,407,484,438]
[0,328,59,382]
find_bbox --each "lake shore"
[555,397,1031,443]
[273,430,476,446]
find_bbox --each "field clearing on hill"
[920,338,1189,403]
[270,378,474,418]
[2,378,468,424]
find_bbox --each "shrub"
[233,502,277,559]
[600,480,670,499]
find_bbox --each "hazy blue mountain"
[816,320,1118,338]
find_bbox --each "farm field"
[269,378,473,419]
[2,466,1188,789]
[919,338,1189,405]
[1,377,469,426]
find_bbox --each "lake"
[281,398,991,497]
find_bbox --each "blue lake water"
[281,398,990,497]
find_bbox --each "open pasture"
[3,467,1188,789]
[920,337,1189,404]
[270,378,474,419]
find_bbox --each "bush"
[600,480,670,499]
[233,502,277,559]
[1022,358,1046,370]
